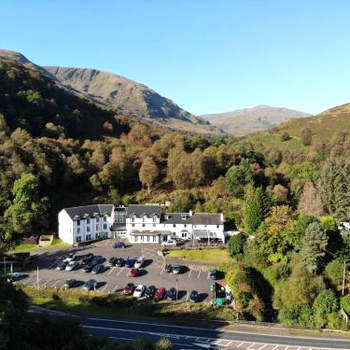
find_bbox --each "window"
[147,236,150,242]
[132,224,135,227]
[173,224,176,228]
[204,225,207,228]
[77,220,80,226]
[142,224,146,227]
[153,223,156,227]
[86,234,91,241]
[77,228,80,234]
[135,236,138,242]
[87,218,90,224]
[153,215,157,222]
[182,233,187,238]
[96,225,99,230]
[96,217,99,222]
[87,226,90,232]
[153,236,157,242]
[141,236,144,242]
[103,216,107,222]
[132,217,135,223]
[103,224,107,230]
[184,224,187,228]
[76,236,81,243]
[217,225,219,228]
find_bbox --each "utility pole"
[175,278,178,300]
[3,256,6,275]
[36,266,39,289]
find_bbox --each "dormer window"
[132,215,135,223]
[153,215,157,222]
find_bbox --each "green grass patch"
[166,248,229,264]
[8,238,70,253]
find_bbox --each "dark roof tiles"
[64,204,113,220]
[126,204,162,218]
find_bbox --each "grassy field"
[8,238,70,253]
[165,248,229,264]
[19,284,237,322]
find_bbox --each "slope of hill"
[201,105,310,136]
[44,66,220,135]
[0,49,221,135]
[243,103,350,153]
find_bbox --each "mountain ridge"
[201,105,310,136]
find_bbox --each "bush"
[281,133,291,142]
[313,290,339,328]
[228,233,246,258]
[340,294,350,315]
[325,259,343,286]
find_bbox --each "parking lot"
[20,241,212,302]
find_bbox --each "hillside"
[243,102,350,154]
[44,66,220,135]
[201,105,310,136]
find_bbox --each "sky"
[1,0,350,115]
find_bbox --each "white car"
[161,240,177,247]
[65,261,79,271]
[133,284,146,298]
[134,257,144,269]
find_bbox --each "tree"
[301,128,312,146]
[325,259,343,286]
[298,182,324,217]
[243,187,266,234]
[139,157,159,193]
[225,159,254,198]
[340,294,350,315]
[228,233,246,258]
[312,290,339,328]
[298,222,328,274]
[4,173,49,241]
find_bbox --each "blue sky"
[1,0,349,115]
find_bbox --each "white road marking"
[100,283,108,293]
[188,270,192,279]
[271,346,278,350]
[248,343,257,349]
[237,342,245,347]
[51,279,61,287]
[258,344,268,350]
[186,292,190,302]
[197,271,201,279]
[112,284,119,292]
[116,268,124,276]
[108,267,115,276]
[160,265,165,275]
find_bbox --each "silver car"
[65,261,79,271]
[134,257,144,269]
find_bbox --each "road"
[79,315,350,350]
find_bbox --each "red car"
[128,268,139,277]
[122,283,135,295]
[154,287,166,301]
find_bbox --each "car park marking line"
[108,267,115,276]
[100,283,108,293]
[51,279,61,288]
[186,292,190,301]
[112,284,118,292]
[188,270,192,279]
[116,268,124,276]
[160,265,165,275]
[197,271,201,279]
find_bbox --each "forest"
[1,58,350,330]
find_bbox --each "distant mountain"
[201,105,310,136]
[0,50,221,135]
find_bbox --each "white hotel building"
[58,204,224,245]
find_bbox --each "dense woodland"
[1,59,350,330]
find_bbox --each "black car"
[82,263,94,273]
[189,290,199,303]
[82,279,96,291]
[144,285,157,299]
[91,255,105,265]
[114,257,124,267]
[63,278,77,289]
[82,253,94,264]
[107,257,117,267]
[56,261,67,271]
[208,270,219,280]
[165,264,172,273]
[172,265,182,274]
[6,273,25,283]
[166,288,177,301]
[92,264,104,274]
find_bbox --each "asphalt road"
[79,315,350,350]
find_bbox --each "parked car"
[107,257,117,267]
[166,288,177,301]
[133,284,146,298]
[82,279,96,291]
[128,268,139,277]
[82,263,94,273]
[91,255,104,265]
[208,270,219,280]
[122,283,135,295]
[92,264,104,274]
[161,240,177,247]
[144,285,157,299]
[189,290,199,303]
[114,257,124,267]
[114,242,126,248]
[165,264,172,273]
[65,252,77,262]
[172,265,182,274]
[56,261,67,271]
[134,257,144,268]
[62,278,77,289]
[125,257,135,268]
[82,253,94,264]
[154,287,166,301]
[66,261,79,271]
[7,272,25,283]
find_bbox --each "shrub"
[228,233,246,258]
[281,133,291,142]
[325,259,343,286]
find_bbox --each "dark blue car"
[114,242,126,248]
[125,257,134,268]
[91,255,104,265]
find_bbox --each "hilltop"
[201,104,310,136]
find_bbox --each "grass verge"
[8,238,70,253]
[165,248,229,264]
